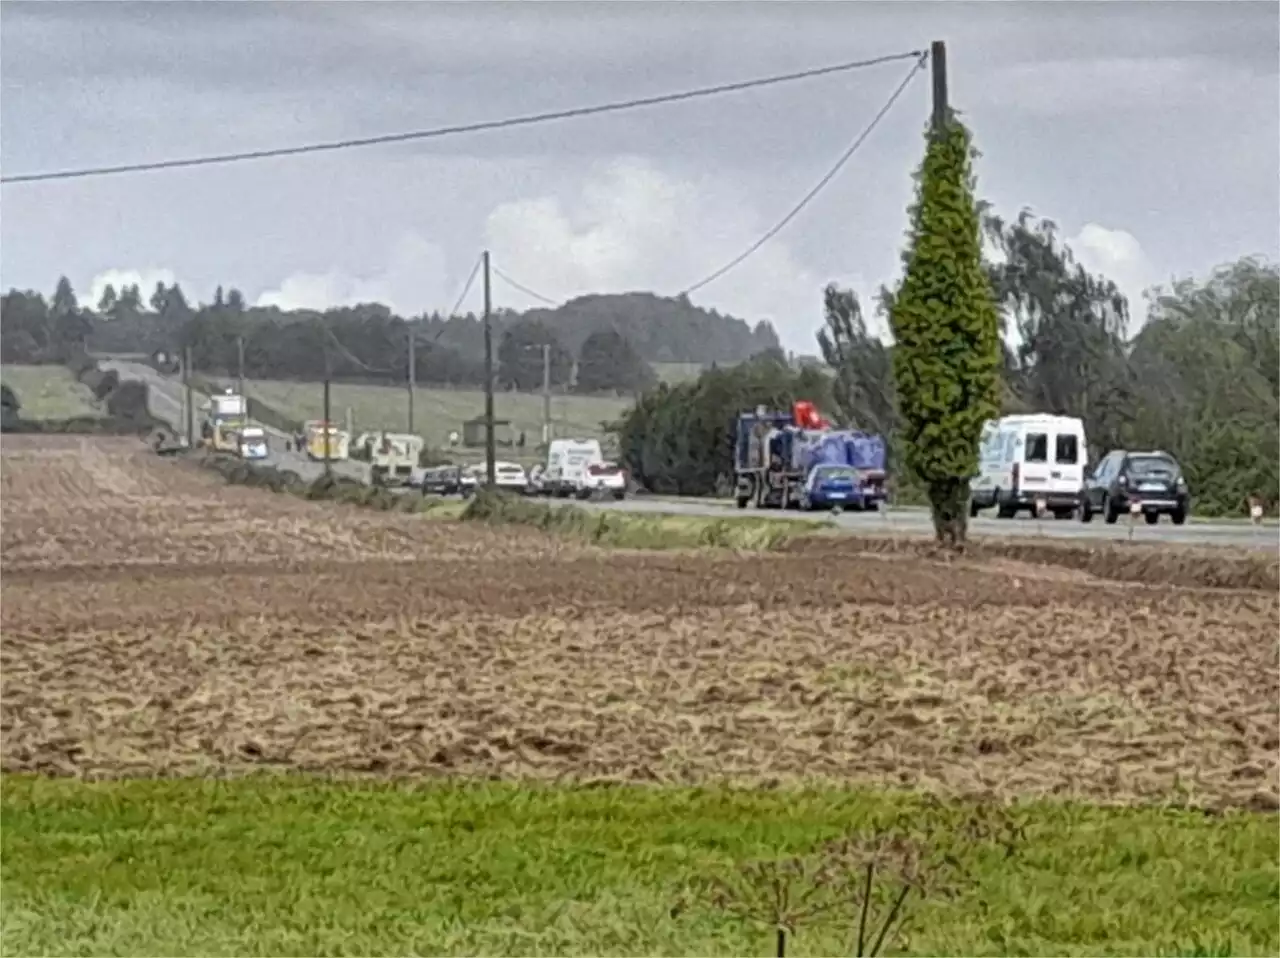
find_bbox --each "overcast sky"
[2,1,1276,352]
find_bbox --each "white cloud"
[483,157,870,351]
[1069,222,1155,329]
[83,268,181,310]
[254,234,450,317]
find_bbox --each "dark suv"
[1080,450,1190,525]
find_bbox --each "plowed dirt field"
[3,436,1277,809]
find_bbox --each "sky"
[2,1,1277,353]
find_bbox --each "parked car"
[1080,449,1190,525]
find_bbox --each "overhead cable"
[1,50,926,185]
[680,51,928,297]
[491,264,560,307]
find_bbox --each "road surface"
[101,359,367,483]
[104,359,1278,552]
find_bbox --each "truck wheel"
[1079,500,1094,523]
[736,497,750,509]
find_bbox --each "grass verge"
[195,452,465,518]
[462,487,818,550]
[1,775,1274,957]
[465,490,1279,591]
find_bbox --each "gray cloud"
[2,1,1276,351]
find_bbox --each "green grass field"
[2,776,1274,958]
[0,364,104,419]
[229,378,631,451]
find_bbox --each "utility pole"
[482,250,496,487]
[407,324,416,435]
[322,326,333,479]
[930,40,948,131]
[541,343,552,446]
[236,335,246,400]
[183,346,194,445]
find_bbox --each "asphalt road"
[105,359,1278,552]
[100,359,368,484]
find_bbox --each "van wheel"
[995,491,1016,520]
[1079,500,1094,523]
[968,497,981,518]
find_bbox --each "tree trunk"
[928,477,969,547]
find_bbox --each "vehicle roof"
[988,414,1086,428]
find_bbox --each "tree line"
[616,117,1278,524]
[1,280,777,397]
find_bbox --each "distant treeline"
[1,280,779,396]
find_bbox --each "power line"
[322,322,393,376]
[1,50,925,185]
[681,52,928,297]
[491,265,559,307]
[446,254,484,318]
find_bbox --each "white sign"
[1251,504,1264,522]
[1129,501,1142,514]
[1035,498,1047,514]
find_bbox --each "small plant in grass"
[687,800,1023,957]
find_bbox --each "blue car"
[801,464,880,512]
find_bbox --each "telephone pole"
[930,40,948,131]
[407,324,416,435]
[321,326,333,479]
[541,343,552,446]
[236,335,246,399]
[183,346,194,444]
[482,250,496,487]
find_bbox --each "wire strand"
[1,50,925,185]
[680,52,928,297]
[491,265,560,307]
[446,255,484,319]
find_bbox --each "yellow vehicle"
[211,418,245,452]
[305,421,350,461]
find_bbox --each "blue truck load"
[732,404,888,511]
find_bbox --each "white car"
[463,462,528,494]
[578,461,628,500]
[494,461,529,494]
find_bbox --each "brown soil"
[3,436,1277,810]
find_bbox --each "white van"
[543,438,604,498]
[970,414,1087,519]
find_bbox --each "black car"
[420,465,471,497]
[1080,450,1190,525]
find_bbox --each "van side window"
[1025,433,1048,463]
[1055,434,1079,465]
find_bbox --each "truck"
[363,432,423,487]
[304,420,351,462]
[199,388,248,447]
[733,401,887,512]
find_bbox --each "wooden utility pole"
[183,346,194,444]
[236,335,246,399]
[541,343,552,447]
[322,328,333,479]
[930,40,948,131]
[482,250,496,487]
[407,324,416,435]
